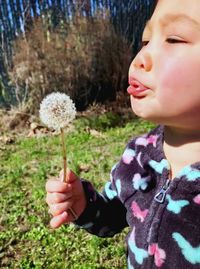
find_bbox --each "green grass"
[0,114,155,269]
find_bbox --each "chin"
[132,108,154,121]
[133,110,164,125]
[131,98,157,120]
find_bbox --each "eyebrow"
[145,13,200,32]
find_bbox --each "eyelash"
[141,41,149,47]
[166,38,187,44]
[141,38,187,47]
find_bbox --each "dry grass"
[9,12,132,113]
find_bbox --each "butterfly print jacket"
[75,125,200,269]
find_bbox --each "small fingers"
[46,192,72,205]
[50,212,69,228]
[48,201,73,216]
[46,180,72,193]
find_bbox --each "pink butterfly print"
[136,135,158,147]
[148,243,166,268]
[193,194,200,205]
[131,201,149,222]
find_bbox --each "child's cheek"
[158,57,193,97]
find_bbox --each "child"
[46,0,200,268]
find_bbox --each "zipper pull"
[154,179,170,203]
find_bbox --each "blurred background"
[0,0,156,113]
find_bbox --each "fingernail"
[61,211,67,218]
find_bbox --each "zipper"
[146,178,171,244]
[154,179,170,203]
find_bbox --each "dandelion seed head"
[39,92,76,130]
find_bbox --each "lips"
[127,78,150,97]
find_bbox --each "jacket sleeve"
[74,164,128,237]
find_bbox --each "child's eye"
[166,38,187,44]
[141,40,149,47]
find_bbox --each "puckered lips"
[127,77,150,98]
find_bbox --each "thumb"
[59,169,78,183]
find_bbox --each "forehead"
[152,0,200,25]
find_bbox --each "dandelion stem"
[60,128,67,182]
[60,127,78,220]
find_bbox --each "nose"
[132,49,152,72]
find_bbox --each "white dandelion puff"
[39,92,76,131]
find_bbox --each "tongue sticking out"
[127,79,150,97]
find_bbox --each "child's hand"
[46,169,87,228]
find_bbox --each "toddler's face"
[128,0,200,130]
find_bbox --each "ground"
[0,94,155,268]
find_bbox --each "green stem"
[60,127,78,220]
[60,128,67,182]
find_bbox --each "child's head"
[128,0,200,131]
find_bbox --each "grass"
[0,113,155,269]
